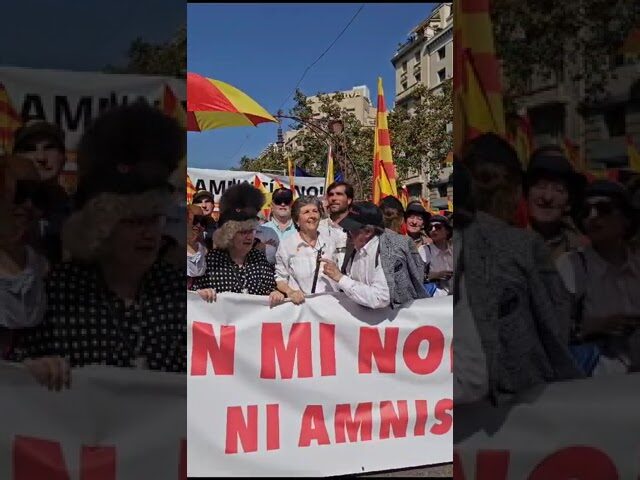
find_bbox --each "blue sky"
[0,0,184,71]
[188,3,435,170]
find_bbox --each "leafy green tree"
[239,83,452,200]
[490,0,640,105]
[104,25,186,78]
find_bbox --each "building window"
[415,71,421,82]
[401,80,408,90]
[437,46,446,60]
[402,61,407,73]
[437,68,446,83]
[414,51,420,63]
[529,103,565,138]
[604,105,626,137]
[437,184,448,198]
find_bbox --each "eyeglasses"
[14,180,48,209]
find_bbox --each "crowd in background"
[187,178,454,310]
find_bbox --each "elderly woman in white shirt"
[275,196,337,305]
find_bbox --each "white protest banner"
[0,362,186,479]
[454,373,640,479]
[0,65,185,151]
[187,292,453,477]
[187,167,326,202]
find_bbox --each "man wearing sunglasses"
[192,190,219,250]
[556,180,640,375]
[263,187,296,241]
[12,121,72,263]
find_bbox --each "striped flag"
[562,137,584,173]
[253,175,272,218]
[0,83,22,154]
[626,135,640,173]
[186,173,196,204]
[509,114,534,167]
[399,185,409,209]
[453,0,506,154]
[372,77,398,204]
[324,145,335,195]
[161,84,187,128]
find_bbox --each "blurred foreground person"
[15,102,187,390]
[556,180,640,375]
[0,156,48,358]
[455,134,581,405]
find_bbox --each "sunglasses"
[13,180,48,209]
[579,200,617,220]
[429,223,445,231]
[273,198,292,206]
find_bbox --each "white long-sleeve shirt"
[275,230,338,294]
[338,236,390,309]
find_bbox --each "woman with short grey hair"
[275,196,337,304]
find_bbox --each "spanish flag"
[0,83,21,154]
[372,77,398,204]
[453,0,506,154]
[399,185,409,209]
[626,135,640,173]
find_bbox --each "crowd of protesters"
[187,175,455,311]
[454,133,640,405]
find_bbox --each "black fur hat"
[219,182,265,216]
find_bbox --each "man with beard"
[319,181,353,268]
[524,146,588,260]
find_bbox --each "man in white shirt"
[318,181,352,268]
[321,202,391,309]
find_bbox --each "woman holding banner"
[192,209,285,307]
[275,196,338,305]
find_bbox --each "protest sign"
[188,292,453,477]
[455,373,640,479]
[187,167,326,201]
[0,362,186,479]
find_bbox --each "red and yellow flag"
[453,0,506,154]
[0,83,22,154]
[399,185,409,209]
[253,175,272,218]
[509,114,534,167]
[162,84,187,128]
[287,154,295,193]
[186,174,196,204]
[562,137,585,173]
[324,145,335,195]
[626,135,640,173]
[372,77,398,204]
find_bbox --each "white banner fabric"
[0,362,186,479]
[187,292,453,477]
[187,167,326,202]
[0,65,185,151]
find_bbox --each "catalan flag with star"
[372,77,398,204]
